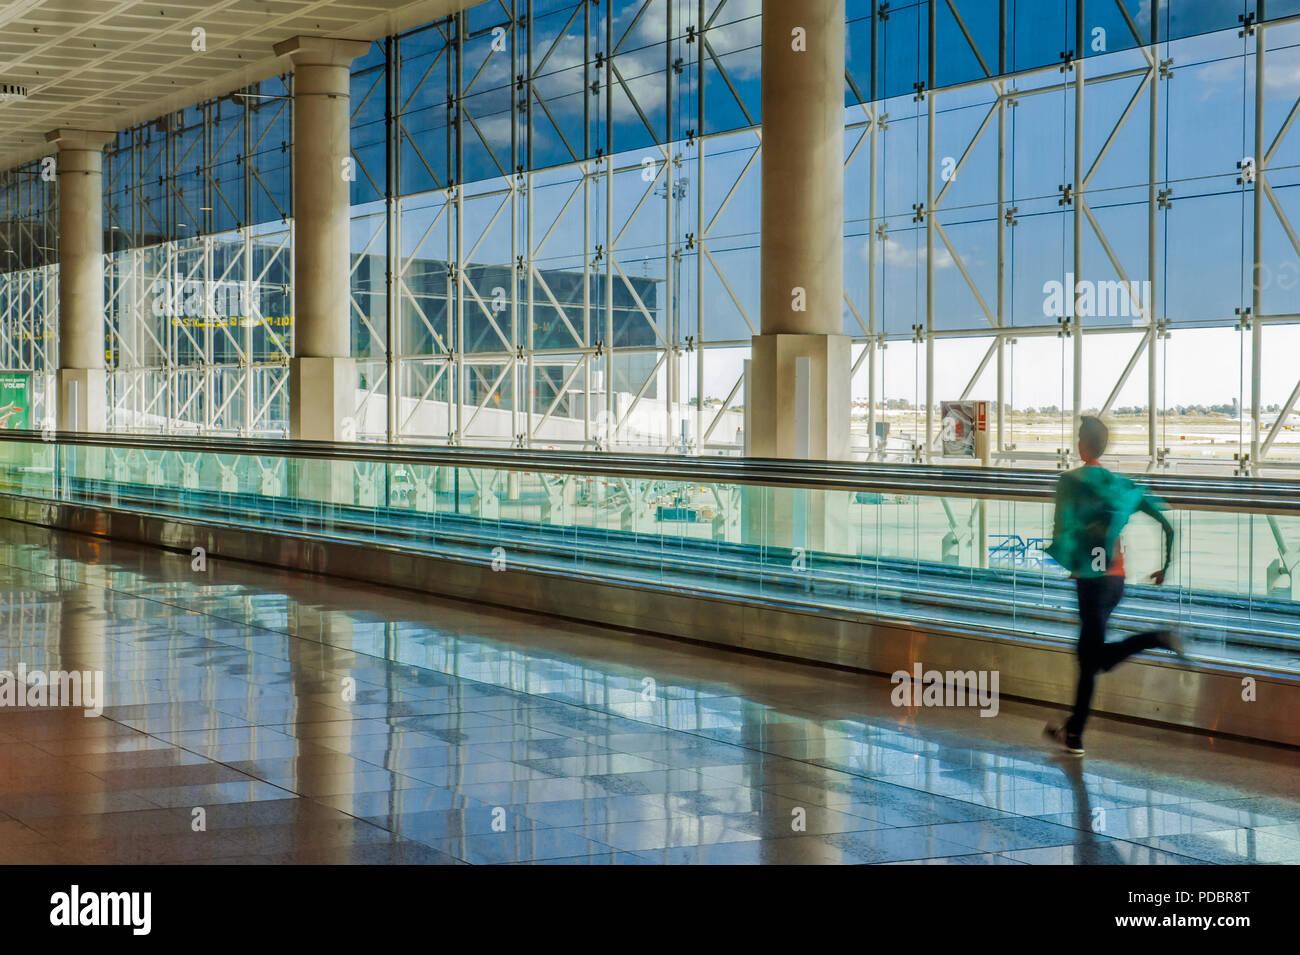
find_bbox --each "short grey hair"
[1079,415,1109,457]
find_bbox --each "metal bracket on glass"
[1004,206,1018,227]
[1058,183,1073,206]
[911,323,924,344]
[1235,307,1253,331]
[911,203,925,223]
[1159,58,1174,80]
[1059,50,1075,73]
[1234,452,1251,476]
[1056,316,1073,339]
[1056,448,1071,470]
[1239,12,1256,37]
[912,81,926,102]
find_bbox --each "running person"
[1043,416,1184,755]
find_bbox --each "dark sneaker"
[1154,629,1188,659]
[1044,724,1085,755]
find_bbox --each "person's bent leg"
[1099,629,1166,672]
[1095,578,1185,669]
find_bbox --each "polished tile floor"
[0,518,1297,865]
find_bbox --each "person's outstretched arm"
[1138,491,1175,585]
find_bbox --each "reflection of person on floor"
[1055,757,1128,863]
[1043,416,1184,756]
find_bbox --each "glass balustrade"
[0,434,1296,675]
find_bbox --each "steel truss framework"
[0,158,57,424]
[351,0,1300,473]
[101,78,294,435]
[847,1,1300,476]
[1,1,1298,476]
[344,0,762,452]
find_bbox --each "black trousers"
[1065,576,1165,738]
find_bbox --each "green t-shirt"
[1046,464,1174,578]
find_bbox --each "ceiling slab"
[0,0,474,171]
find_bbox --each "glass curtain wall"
[0,0,1298,475]
[101,76,293,435]
[0,158,58,430]
[367,0,1300,472]
[375,0,759,452]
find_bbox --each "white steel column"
[1147,28,1160,471]
[1251,26,1265,476]
[1072,30,1085,462]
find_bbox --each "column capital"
[44,128,115,151]
[273,35,370,67]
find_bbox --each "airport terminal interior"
[0,0,1297,866]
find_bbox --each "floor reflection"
[0,518,1296,864]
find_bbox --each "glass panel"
[1,433,1292,675]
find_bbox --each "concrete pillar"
[750,0,849,461]
[45,128,115,432]
[274,35,370,441]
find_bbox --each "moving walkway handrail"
[3,429,1299,514]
